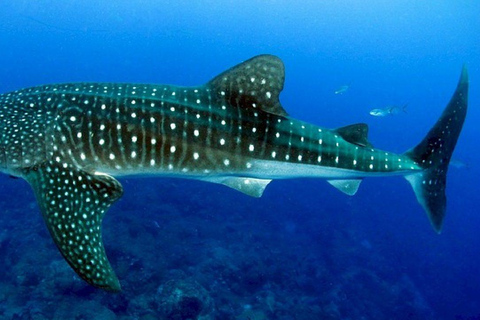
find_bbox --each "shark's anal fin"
[201,177,271,198]
[24,161,123,291]
[327,179,362,196]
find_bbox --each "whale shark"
[0,55,468,291]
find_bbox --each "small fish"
[334,84,350,95]
[369,104,408,117]
[449,159,469,169]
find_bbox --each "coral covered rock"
[155,278,214,320]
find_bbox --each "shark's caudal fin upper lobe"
[405,66,468,233]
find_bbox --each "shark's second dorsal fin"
[24,161,123,291]
[207,55,288,117]
[335,123,373,148]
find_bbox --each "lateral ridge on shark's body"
[0,55,468,291]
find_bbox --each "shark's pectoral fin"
[23,161,123,291]
[201,177,271,198]
[327,179,362,196]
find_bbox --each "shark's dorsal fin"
[207,55,288,117]
[24,161,123,291]
[335,123,373,148]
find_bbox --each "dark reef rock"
[155,278,214,320]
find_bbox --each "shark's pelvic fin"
[24,161,124,291]
[201,177,271,198]
[335,123,373,148]
[327,179,362,196]
[207,55,288,117]
[405,66,468,233]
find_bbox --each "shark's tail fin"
[404,66,468,233]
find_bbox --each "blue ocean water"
[0,1,479,319]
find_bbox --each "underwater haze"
[0,1,479,319]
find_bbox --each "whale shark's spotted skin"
[0,55,468,291]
